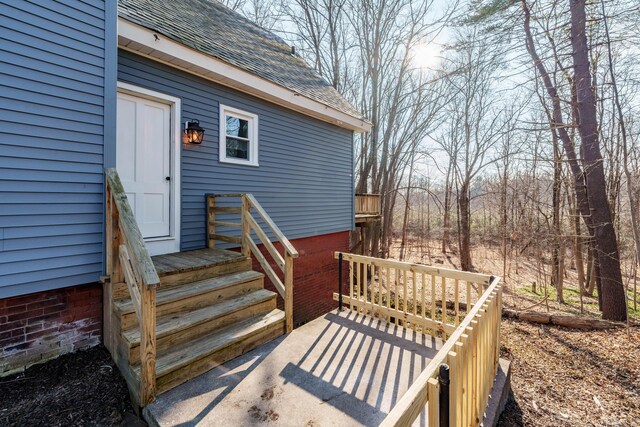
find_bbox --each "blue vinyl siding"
[0,1,115,298]
[118,50,355,251]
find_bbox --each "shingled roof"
[118,0,366,122]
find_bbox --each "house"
[0,0,371,398]
[1,2,509,424]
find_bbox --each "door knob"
[165,176,171,181]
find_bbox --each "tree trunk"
[570,0,626,321]
[551,138,564,302]
[442,164,452,254]
[458,181,473,271]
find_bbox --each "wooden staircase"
[103,169,297,408]
[107,248,285,405]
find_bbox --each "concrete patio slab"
[144,309,443,426]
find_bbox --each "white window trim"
[219,104,259,167]
[116,81,181,256]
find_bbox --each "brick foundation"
[250,231,349,326]
[0,283,102,376]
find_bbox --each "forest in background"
[222,0,640,322]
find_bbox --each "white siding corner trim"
[116,81,181,255]
[117,17,371,133]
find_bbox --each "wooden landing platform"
[152,248,247,276]
[355,213,381,224]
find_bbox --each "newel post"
[208,195,215,249]
[241,195,251,258]
[140,284,157,405]
[284,252,294,333]
[109,195,123,285]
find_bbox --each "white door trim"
[116,81,181,255]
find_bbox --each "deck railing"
[334,252,502,426]
[355,193,381,216]
[105,168,160,405]
[207,193,299,332]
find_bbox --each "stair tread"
[133,309,285,378]
[122,289,276,345]
[114,270,264,315]
[152,248,247,276]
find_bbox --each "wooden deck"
[355,194,381,224]
[152,248,247,276]
[355,213,382,224]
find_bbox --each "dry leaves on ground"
[498,320,640,426]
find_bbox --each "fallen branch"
[389,297,635,331]
[502,308,633,330]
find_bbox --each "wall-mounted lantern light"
[184,119,205,144]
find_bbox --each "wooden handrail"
[333,252,502,426]
[105,169,160,287]
[336,252,490,285]
[244,194,299,258]
[206,193,297,332]
[105,168,158,406]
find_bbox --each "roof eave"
[118,18,372,133]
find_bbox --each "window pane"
[226,137,249,159]
[226,115,249,138]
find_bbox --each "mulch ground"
[497,320,640,426]
[0,345,143,427]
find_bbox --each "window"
[219,104,258,166]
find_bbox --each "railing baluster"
[403,269,408,316]
[412,270,417,317]
[363,262,369,315]
[447,350,457,426]
[431,274,436,336]
[372,263,378,317]
[394,269,399,323]
[349,261,354,311]
[441,276,447,332]
[454,279,460,326]
[421,272,426,320]
[427,378,440,427]
[386,267,391,322]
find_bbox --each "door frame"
[116,81,181,255]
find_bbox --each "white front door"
[116,85,180,255]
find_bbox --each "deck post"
[284,252,294,333]
[438,364,450,427]
[338,253,343,310]
[241,195,251,258]
[140,284,157,405]
[208,195,215,249]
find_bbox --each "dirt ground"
[0,346,143,427]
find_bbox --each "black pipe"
[338,253,343,310]
[438,364,450,427]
